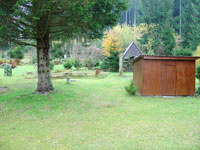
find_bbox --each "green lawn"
[0,65,200,150]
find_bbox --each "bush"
[196,66,200,80]
[101,51,119,72]
[173,49,193,56]
[9,47,24,59]
[74,59,82,68]
[83,57,98,69]
[50,61,54,70]
[196,87,200,95]
[64,59,74,69]
[125,80,137,95]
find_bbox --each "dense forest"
[121,0,200,55]
[1,0,200,57]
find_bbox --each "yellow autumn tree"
[118,23,151,50]
[102,24,155,55]
[194,46,200,66]
[102,26,122,56]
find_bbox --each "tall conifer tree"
[0,0,127,93]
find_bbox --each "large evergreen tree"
[181,0,200,50]
[123,0,200,52]
[138,0,175,55]
[0,0,127,93]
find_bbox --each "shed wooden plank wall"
[142,60,162,96]
[133,59,143,94]
[161,61,177,96]
[176,61,195,95]
[133,56,199,96]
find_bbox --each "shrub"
[50,61,54,70]
[83,57,98,69]
[125,80,137,95]
[74,59,82,68]
[196,87,200,95]
[196,66,200,80]
[9,47,24,59]
[64,59,74,69]
[173,49,193,56]
[101,51,119,72]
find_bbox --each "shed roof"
[123,42,142,59]
[133,55,200,63]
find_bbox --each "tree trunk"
[133,0,137,26]
[36,34,54,93]
[179,0,182,37]
[119,53,123,76]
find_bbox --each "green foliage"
[196,87,200,95]
[50,43,64,59]
[194,46,200,66]
[181,0,200,50]
[8,47,24,59]
[101,51,119,72]
[138,0,175,55]
[32,58,37,64]
[50,61,54,71]
[139,0,174,25]
[0,0,127,91]
[63,59,75,69]
[162,27,176,55]
[196,66,200,80]
[74,59,82,69]
[139,26,176,56]
[64,58,82,69]
[83,57,98,69]
[173,49,193,56]
[125,80,137,95]
[0,0,127,43]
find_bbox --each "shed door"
[162,62,176,96]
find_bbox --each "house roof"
[123,42,142,59]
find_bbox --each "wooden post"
[119,53,123,76]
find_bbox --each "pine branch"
[12,40,36,47]
[8,17,34,29]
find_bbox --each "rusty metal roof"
[133,55,200,63]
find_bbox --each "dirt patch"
[94,101,115,109]
[25,76,37,79]
[0,87,9,93]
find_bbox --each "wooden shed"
[133,55,200,96]
[123,42,142,71]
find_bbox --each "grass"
[0,65,200,150]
